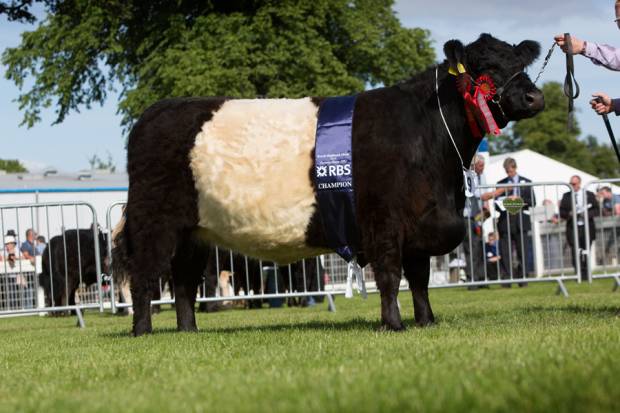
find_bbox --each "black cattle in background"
[39,228,108,311]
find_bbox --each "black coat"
[559,190,598,245]
[495,175,535,233]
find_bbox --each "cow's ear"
[515,40,540,67]
[444,40,465,71]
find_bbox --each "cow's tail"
[111,212,130,286]
[110,212,134,313]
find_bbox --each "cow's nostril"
[525,91,544,110]
[525,93,535,104]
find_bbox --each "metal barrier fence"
[103,182,581,314]
[105,202,341,314]
[0,201,105,325]
[1,182,589,324]
[584,178,620,290]
[428,181,581,296]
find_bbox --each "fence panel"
[106,182,582,313]
[584,178,620,289]
[0,201,105,321]
[426,181,580,295]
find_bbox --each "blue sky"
[1,0,619,172]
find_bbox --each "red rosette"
[475,75,496,100]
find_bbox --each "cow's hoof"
[415,319,435,327]
[377,323,406,332]
[132,324,153,337]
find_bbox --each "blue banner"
[314,95,358,262]
[478,137,489,153]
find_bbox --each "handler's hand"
[590,93,613,115]
[554,34,585,54]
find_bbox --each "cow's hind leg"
[172,234,208,332]
[130,225,177,336]
[403,254,435,326]
[373,251,404,331]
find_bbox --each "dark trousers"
[486,261,499,280]
[463,218,484,282]
[569,225,592,282]
[498,221,532,283]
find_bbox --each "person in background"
[560,175,598,281]
[20,228,37,264]
[554,2,620,115]
[1,233,20,268]
[495,157,535,287]
[485,232,501,281]
[597,186,620,216]
[462,155,487,290]
[35,235,46,256]
[542,199,560,224]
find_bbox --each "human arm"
[481,188,506,201]
[554,35,620,71]
[20,242,34,263]
[589,92,620,115]
[583,41,620,71]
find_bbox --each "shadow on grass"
[99,304,620,339]
[99,316,438,338]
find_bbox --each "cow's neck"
[422,64,482,172]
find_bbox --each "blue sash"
[314,95,358,262]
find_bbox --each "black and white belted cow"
[117,34,544,336]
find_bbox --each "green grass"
[1,281,620,413]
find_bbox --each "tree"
[583,135,620,178]
[492,81,620,177]
[0,159,27,173]
[488,127,522,155]
[86,152,116,172]
[0,0,38,22]
[2,0,435,131]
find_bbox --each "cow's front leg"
[373,252,404,331]
[403,254,435,326]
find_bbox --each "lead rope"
[533,42,556,85]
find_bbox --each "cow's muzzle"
[525,90,545,112]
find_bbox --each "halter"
[435,64,529,170]
[490,70,525,120]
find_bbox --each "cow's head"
[444,33,544,127]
